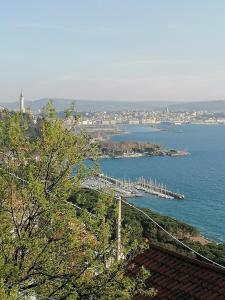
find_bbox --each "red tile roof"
[130,244,225,299]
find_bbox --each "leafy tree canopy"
[0,103,156,299]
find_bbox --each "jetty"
[136,176,184,200]
[82,174,184,200]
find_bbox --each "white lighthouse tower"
[20,91,25,113]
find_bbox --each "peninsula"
[98,141,190,158]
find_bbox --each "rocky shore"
[189,235,212,245]
[99,141,190,159]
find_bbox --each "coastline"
[189,235,212,245]
[99,151,190,159]
[102,124,224,245]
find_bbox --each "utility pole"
[117,196,122,262]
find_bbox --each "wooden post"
[117,196,122,262]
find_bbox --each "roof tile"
[130,244,225,300]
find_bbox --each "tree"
[0,103,156,299]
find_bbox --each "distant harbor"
[82,174,184,200]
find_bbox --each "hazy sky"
[1,0,225,102]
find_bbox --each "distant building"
[101,120,111,125]
[128,120,140,125]
[142,118,158,124]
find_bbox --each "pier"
[136,176,184,199]
[82,174,184,200]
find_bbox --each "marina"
[136,176,184,199]
[82,173,184,200]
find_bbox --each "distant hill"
[0,98,74,112]
[168,100,225,112]
[1,98,225,113]
[0,98,175,112]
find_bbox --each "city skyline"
[1,1,225,102]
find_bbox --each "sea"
[99,124,225,243]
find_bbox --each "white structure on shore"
[20,91,25,113]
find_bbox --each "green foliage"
[0,104,155,299]
[71,188,198,241]
[0,280,22,300]
[121,202,225,266]
[188,241,225,266]
[99,141,164,157]
[72,188,225,267]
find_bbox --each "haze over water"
[99,124,225,243]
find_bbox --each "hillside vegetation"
[71,188,225,267]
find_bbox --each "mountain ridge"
[1,98,225,112]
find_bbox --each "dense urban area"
[77,109,225,126]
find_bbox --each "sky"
[1,0,225,102]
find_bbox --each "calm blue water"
[99,124,225,243]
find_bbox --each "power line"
[121,198,225,270]
[0,166,27,183]
[0,166,94,217]
[1,167,225,277]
